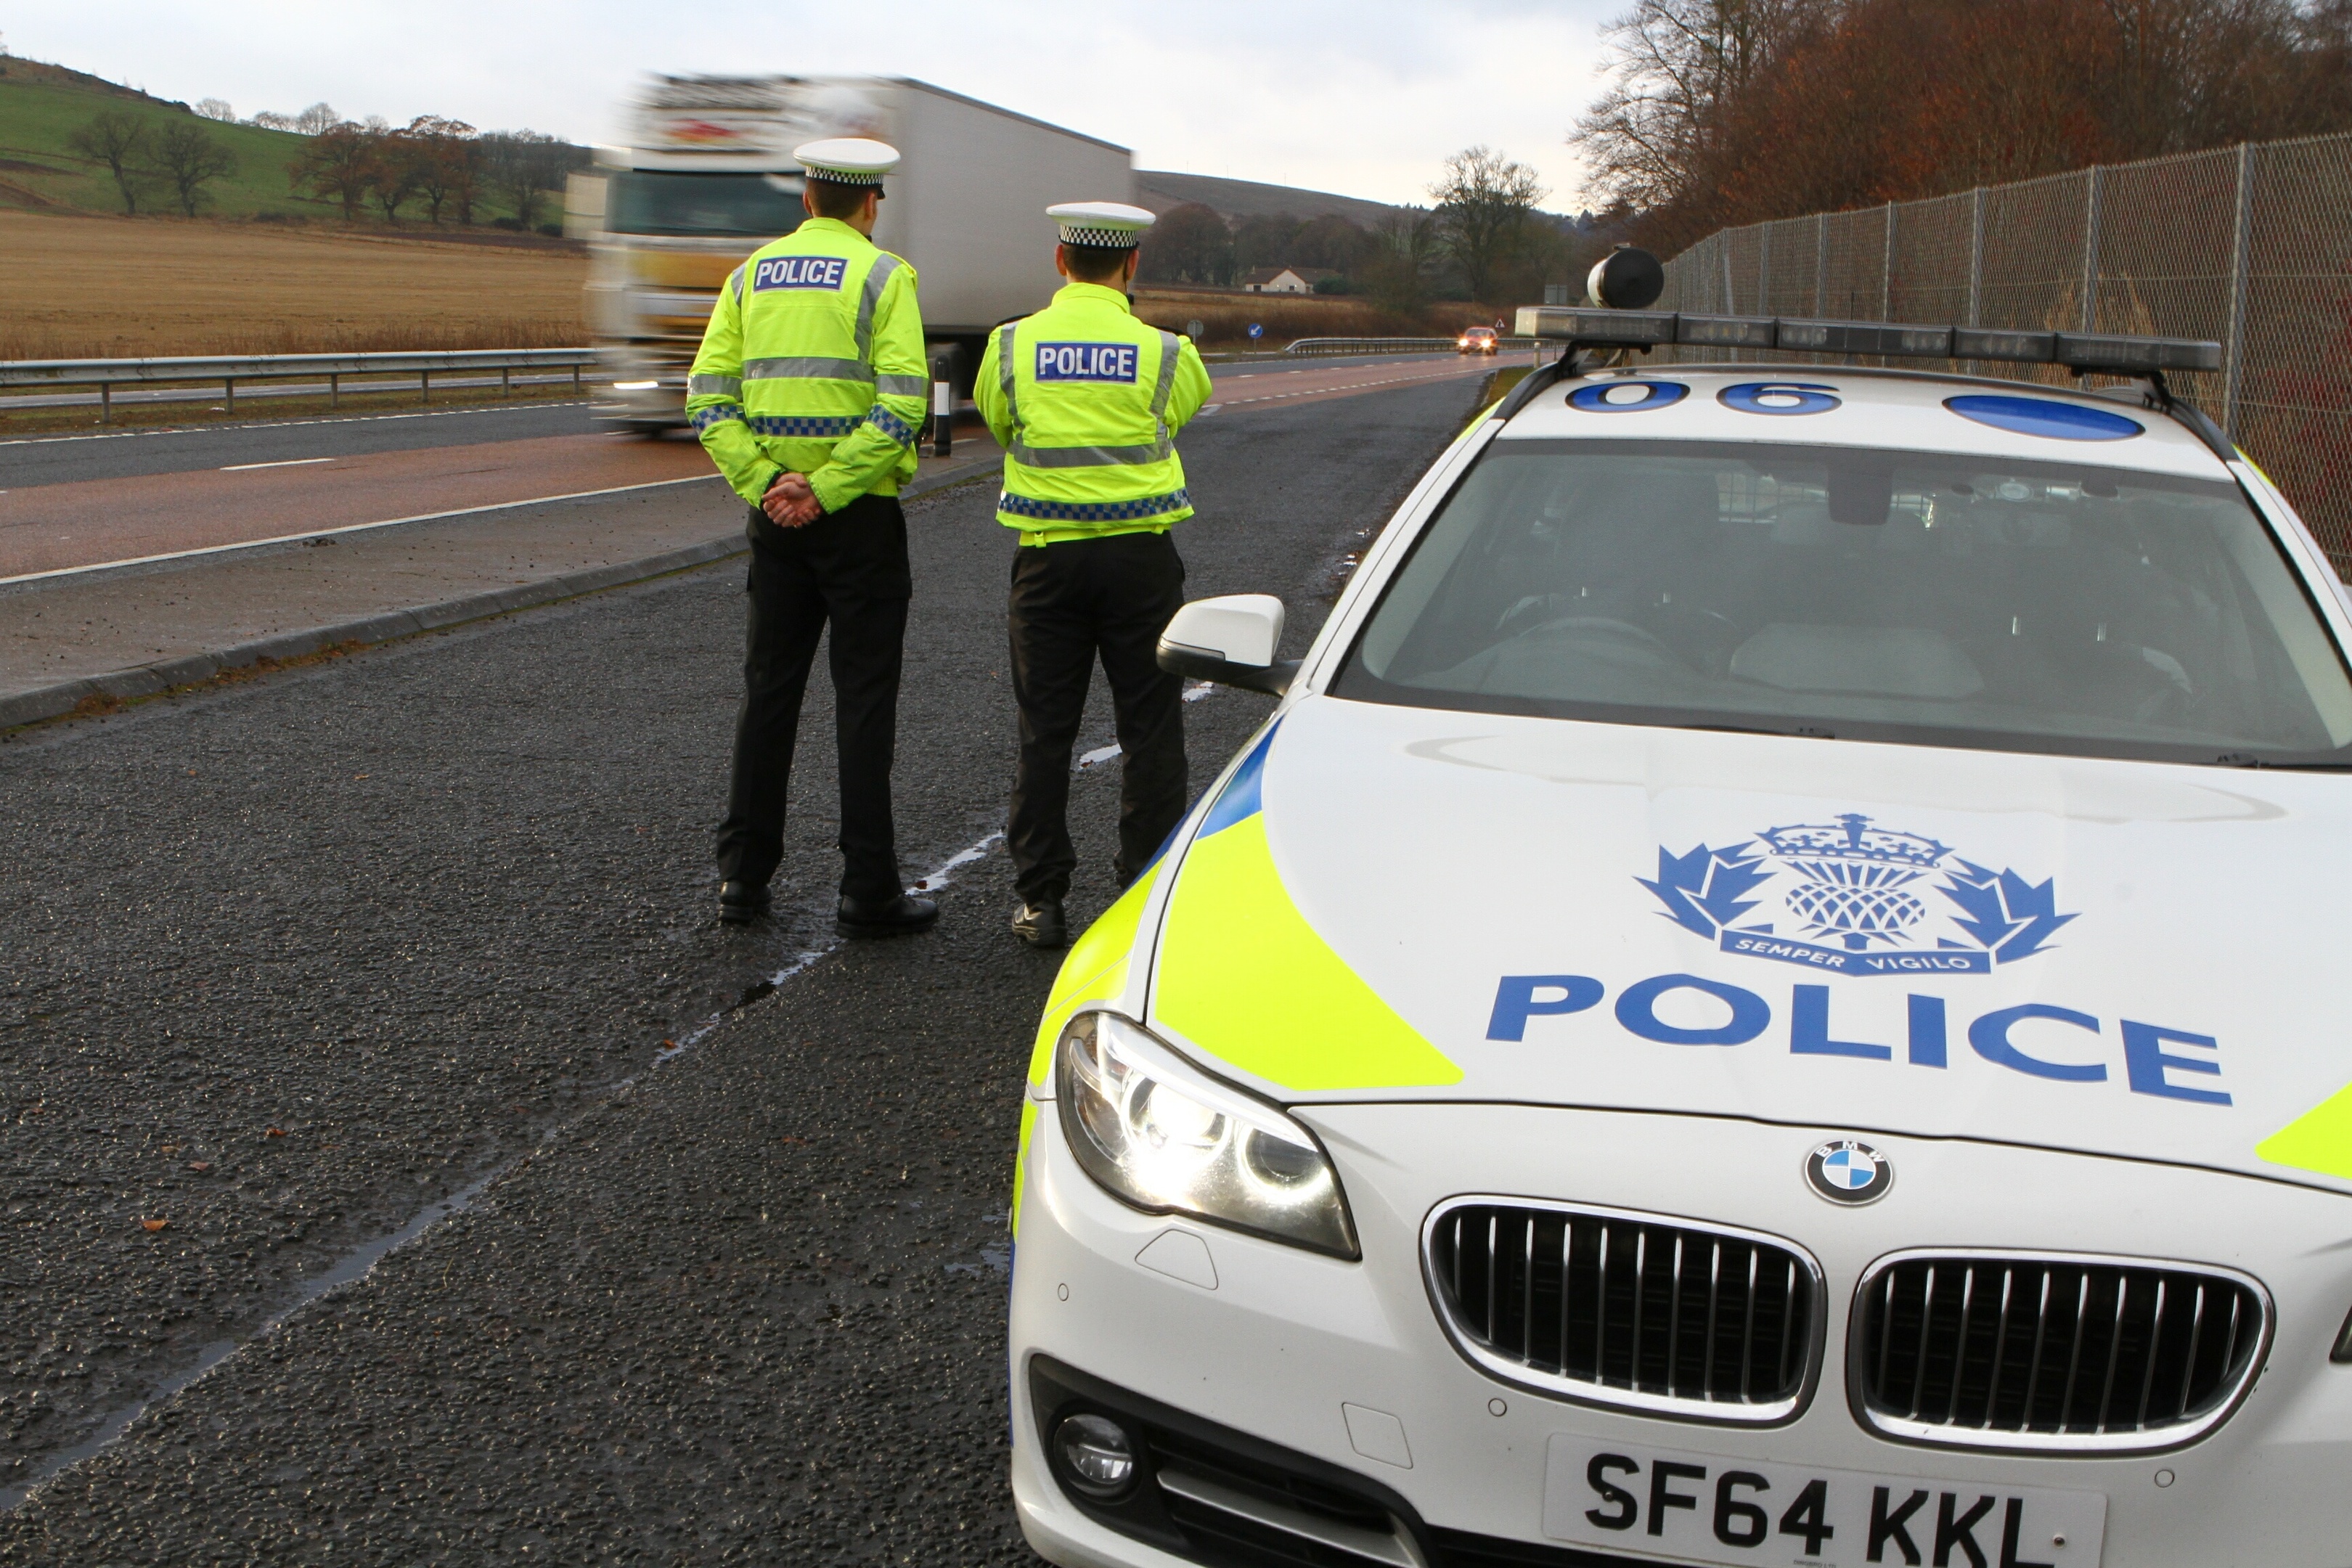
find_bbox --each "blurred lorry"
[567,76,1134,433]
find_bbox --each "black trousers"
[1007,529,1188,905]
[715,496,911,902]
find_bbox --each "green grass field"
[0,56,535,227]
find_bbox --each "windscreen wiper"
[2210,751,2352,769]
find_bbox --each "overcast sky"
[2,0,1625,208]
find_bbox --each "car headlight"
[1054,1012,1357,1258]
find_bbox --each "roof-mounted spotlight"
[1587,244,1665,311]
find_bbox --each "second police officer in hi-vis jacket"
[688,138,939,939]
[975,203,1214,950]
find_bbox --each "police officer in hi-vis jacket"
[974,203,1214,950]
[687,138,938,939]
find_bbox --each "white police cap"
[793,138,899,186]
[1049,201,1156,248]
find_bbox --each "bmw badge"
[1805,1139,1892,1205]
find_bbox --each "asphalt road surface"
[0,367,1485,1561]
[0,353,1493,581]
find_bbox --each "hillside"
[0,55,554,230]
[0,57,332,219]
[1135,170,1402,228]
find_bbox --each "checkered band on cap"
[1048,201,1155,248]
[793,137,899,185]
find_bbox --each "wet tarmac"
[0,369,1480,1561]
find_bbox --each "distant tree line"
[1575,0,2352,254]
[1138,146,1599,310]
[285,113,580,232]
[63,94,584,230]
[65,110,239,216]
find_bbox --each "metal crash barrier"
[1281,336,1543,356]
[0,348,598,422]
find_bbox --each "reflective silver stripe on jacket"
[996,322,1021,433]
[687,374,743,398]
[1008,330,1184,468]
[875,372,929,397]
[730,266,744,306]
[854,254,903,366]
[743,356,872,383]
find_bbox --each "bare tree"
[405,116,480,224]
[151,122,239,216]
[480,130,571,229]
[1137,202,1235,285]
[1571,0,1808,217]
[195,97,234,122]
[65,110,155,214]
[294,102,339,136]
[289,121,371,221]
[1363,205,1442,313]
[249,110,298,131]
[1431,146,1546,304]
[364,125,422,221]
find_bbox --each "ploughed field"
[0,211,586,360]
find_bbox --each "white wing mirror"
[1156,594,1298,696]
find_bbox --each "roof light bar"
[1514,306,2221,373]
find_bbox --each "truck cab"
[567,75,1135,435]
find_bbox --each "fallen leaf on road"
[188,1161,212,1172]
[142,1218,168,1232]
[265,1127,286,1138]
[160,1143,180,1154]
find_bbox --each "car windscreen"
[1333,437,2352,766]
[607,171,802,237]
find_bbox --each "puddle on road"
[0,828,1013,1516]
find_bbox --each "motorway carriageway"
[0,352,1497,582]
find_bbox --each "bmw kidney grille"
[1424,1199,1824,1424]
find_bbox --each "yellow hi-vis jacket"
[685,216,928,514]
[974,282,1214,542]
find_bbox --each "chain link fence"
[1657,131,2352,573]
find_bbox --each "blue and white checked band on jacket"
[690,403,745,431]
[997,489,1190,523]
[864,404,918,447]
[745,414,863,438]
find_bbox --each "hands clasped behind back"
[761,472,822,528]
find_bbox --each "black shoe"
[836,891,939,939]
[718,880,772,925]
[1012,899,1067,950]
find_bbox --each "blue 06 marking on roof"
[1720,382,1841,416]
[1944,394,2144,441]
[1567,380,1689,413]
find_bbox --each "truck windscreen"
[608,172,803,238]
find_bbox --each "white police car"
[1005,301,2352,1568]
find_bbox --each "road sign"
[1185,319,1204,339]
[1247,323,1263,340]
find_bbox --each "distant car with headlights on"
[1458,325,1498,355]
[1005,296,2352,1568]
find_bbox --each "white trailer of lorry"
[566,75,1134,433]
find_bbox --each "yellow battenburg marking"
[1014,865,1165,1239]
[1011,1101,1038,1238]
[2256,1081,2352,1181]
[1026,864,1162,1086]
[1155,814,1462,1090]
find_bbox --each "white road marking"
[1077,743,1122,769]
[0,473,723,589]
[219,457,335,472]
[0,401,595,449]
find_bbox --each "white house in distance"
[1241,266,1339,295]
